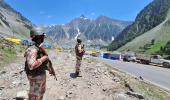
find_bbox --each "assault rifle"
[38,33,57,81]
[48,59,57,81]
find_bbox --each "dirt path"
[0,50,170,100]
[43,50,117,100]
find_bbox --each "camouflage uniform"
[27,74,46,100]
[24,45,47,100]
[75,43,84,75]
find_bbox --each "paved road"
[95,57,170,91]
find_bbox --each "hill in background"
[108,0,170,55]
[118,10,170,55]
[0,0,33,39]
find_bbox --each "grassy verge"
[0,47,16,67]
[135,82,165,100]
[0,38,17,68]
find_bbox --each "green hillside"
[108,0,170,51]
[118,10,170,54]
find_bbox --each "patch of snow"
[87,40,91,43]
[112,36,114,41]
[84,17,88,20]
[99,38,103,42]
[80,16,88,20]
[49,24,57,27]
[74,28,81,40]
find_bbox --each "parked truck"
[122,51,136,62]
[136,54,170,68]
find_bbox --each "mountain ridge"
[41,15,132,48]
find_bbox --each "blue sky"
[5,0,153,25]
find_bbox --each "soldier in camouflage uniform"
[75,39,85,76]
[24,30,55,100]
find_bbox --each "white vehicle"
[122,52,136,62]
[136,54,170,68]
[150,55,170,67]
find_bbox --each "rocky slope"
[0,0,33,39]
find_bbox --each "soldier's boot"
[75,68,82,77]
[78,71,82,77]
[75,67,79,75]
[75,70,79,76]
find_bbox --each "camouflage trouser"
[27,74,46,100]
[75,59,82,72]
